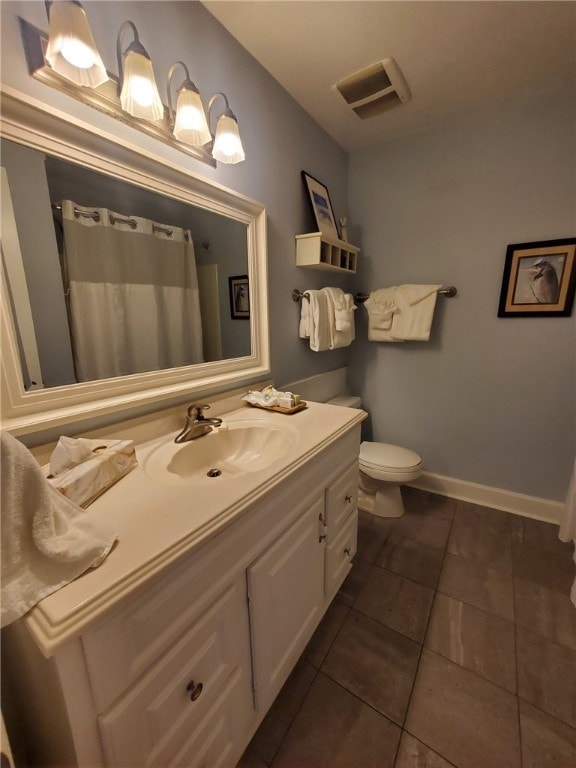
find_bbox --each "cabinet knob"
[344,547,352,557]
[186,681,203,701]
[345,495,353,503]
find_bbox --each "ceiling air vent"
[332,58,411,120]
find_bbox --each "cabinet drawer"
[83,550,236,710]
[325,461,358,539]
[97,576,253,767]
[325,510,358,596]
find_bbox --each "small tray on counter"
[248,401,308,415]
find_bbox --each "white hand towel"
[364,288,401,342]
[334,292,357,332]
[307,290,331,351]
[299,293,311,338]
[321,288,355,349]
[1,432,117,628]
[391,284,442,341]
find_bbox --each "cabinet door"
[97,575,253,767]
[247,496,325,711]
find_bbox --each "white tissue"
[50,436,95,476]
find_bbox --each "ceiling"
[203,1,576,151]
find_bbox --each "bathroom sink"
[141,417,299,485]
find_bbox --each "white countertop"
[24,398,365,656]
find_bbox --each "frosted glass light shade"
[120,49,164,121]
[174,89,211,146]
[45,1,108,87]
[212,114,245,164]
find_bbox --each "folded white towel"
[1,432,117,628]
[299,293,311,338]
[364,288,401,342]
[306,290,331,351]
[321,287,355,349]
[334,292,357,332]
[391,284,442,341]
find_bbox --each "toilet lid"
[360,441,421,470]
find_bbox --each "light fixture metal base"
[19,18,216,168]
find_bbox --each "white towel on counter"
[0,431,118,628]
[321,287,356,349]
[365,284,442,342]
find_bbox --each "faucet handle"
[187,403,210,420]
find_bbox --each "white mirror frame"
[0,87,270,436]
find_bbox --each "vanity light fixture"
[166,62,211,147]
[20,13,245,166]
[44,0,108,87]
[209,93,246,165]
[117,20,164,121]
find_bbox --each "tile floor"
[237,488,576,768]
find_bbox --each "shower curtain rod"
[291,286,458,303]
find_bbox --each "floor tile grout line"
[512,542,524,768]
[262,661,322,768]
[397,503,456,739]
[401,726,460,768]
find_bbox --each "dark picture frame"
[301,171,340,238]
[498,238,576,317]
[229,274,250,319]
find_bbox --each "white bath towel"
[305,290,331,351]
[321,287,356,349]
[391,284,442,341]
[1,432,118,628]
[364,288,400,342]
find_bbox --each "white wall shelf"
[295,232,359,274]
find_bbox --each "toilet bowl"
[327,395,422,518]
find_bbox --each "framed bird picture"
[498,238,576,317]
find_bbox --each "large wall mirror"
[0,89,270,435]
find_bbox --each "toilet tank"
[327,395,362,409]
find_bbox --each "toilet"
[327,395,422,518]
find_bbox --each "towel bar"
[292,286,457,303]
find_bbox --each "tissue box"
[49,440,137,508]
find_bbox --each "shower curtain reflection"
[61,200,204,382]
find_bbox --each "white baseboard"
[410,471,564,525]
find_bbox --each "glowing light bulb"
[61,38,96,69]
[131,76,155,107]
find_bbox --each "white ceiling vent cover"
[332,58,411,119]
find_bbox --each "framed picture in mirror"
[229,275,250,319]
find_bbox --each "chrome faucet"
[174,403,223,443]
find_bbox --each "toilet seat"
[359,441,422,482]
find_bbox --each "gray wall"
[0,0,350,389]
[347,88,575,501]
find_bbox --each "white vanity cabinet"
[3,424,361,768]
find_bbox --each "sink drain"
[207,468,222,478]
